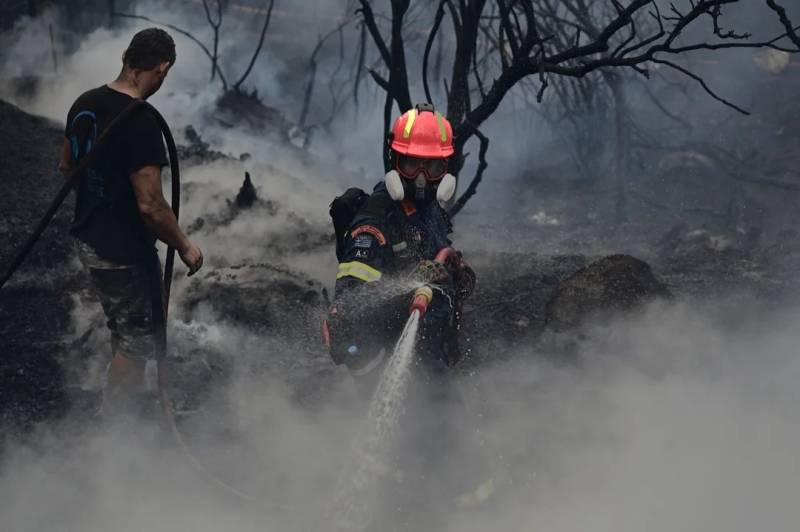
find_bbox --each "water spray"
[328,308,422,531]
[327,246,459,530]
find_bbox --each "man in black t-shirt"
[59,28,203,412]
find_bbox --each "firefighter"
[326,103,475,386]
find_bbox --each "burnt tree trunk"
[389,0,412,113]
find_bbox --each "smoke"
[458,300,800,532]
[4,295,800,531]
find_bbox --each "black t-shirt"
[65,85,167,263]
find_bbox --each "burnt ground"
[1,98,798,439]
[0,100,78,431]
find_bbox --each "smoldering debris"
[235,172,258,209]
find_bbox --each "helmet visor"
[396,155,447,181]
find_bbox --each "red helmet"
[390,104,454,158]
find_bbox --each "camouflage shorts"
[76,241,160,360]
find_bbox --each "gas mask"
[384,152,457,206]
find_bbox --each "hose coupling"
[410,285,434,317]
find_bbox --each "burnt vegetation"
[115,0,276,94]
[104,2,800,217]
[339,0,800,215]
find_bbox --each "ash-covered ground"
[3,93,800,531]
[4,88,797,430]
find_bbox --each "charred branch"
[232,0,275,92]
[423,0,447,105]
[388,0,413,113]
[446,0,487,124]
[350,0,800,214]
[299,17,356,129]
[202,0,223,82]
[456,0,800,142]
[449,123,489,217]
[356,0,392,67]
[354,21,367,105]
[766,0,800,49]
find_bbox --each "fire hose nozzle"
[410,285,434,317]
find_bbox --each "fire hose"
[0,99,256,503]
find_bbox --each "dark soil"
[1,97,791,437]
[0,99,76,433]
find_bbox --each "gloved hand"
[453,252,476,301]
[410,259,450,285]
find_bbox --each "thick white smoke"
[3,298,800,531]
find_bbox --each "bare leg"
[102,352,146,414]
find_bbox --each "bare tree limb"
[299,17,355,128]
[354,21,367,104]
[232,0,275,91]
[766,0,800,48]
[202,0,223,82]
[650,58,749,115]
[357,0,392,67]
[348,0,800,216]
[423,0,448,104]
[388,0,413,112]
[368,69,391,91]
[449,123,489,217]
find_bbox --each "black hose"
[0,99,256,503]
[140,103,258,502]
[0,100,175,290]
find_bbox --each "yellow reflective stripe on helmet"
[402,109,418,139]
[337,261,383,282]
[435,112,448,142]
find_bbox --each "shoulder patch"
[354,234,373,248]
[351,225,387,246]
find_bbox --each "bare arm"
[59,138,75,177]
[131,165,203,274]
[131,165,188,251]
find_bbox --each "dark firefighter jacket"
[330,181,456,369]
[335,181,453,289]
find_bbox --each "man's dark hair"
[122,28,176,70]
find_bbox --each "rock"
[545,254,670,331]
